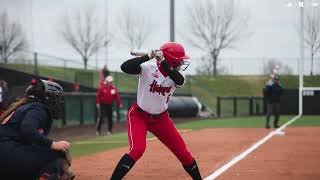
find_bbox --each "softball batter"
[110,42,202,180]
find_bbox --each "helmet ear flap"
[26,79,45,100]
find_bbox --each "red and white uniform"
[137,60,182,114]
[127,60,193,166]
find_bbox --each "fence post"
[63,59,67,81]
[217,96,221,118]
[62,96,66,126]
[79,95,84,125]
[256,98,261,115]
[249,97,253,116]
[0,45,3,62]
[233,97,237,117]
[114,72,118,87]
[33,52,38,75]
[116,105,120,124]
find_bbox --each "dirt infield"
[72,127,320,180]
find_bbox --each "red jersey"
[96,84,122,107]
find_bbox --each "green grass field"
[70,115,320,157]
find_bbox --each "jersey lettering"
[149,80,172,96]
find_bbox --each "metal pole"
[0,45,2,63]
[80,95,84,125]
[64,59,67,80]
[170,0,175,42]
[105,0,109,66]
[34,52,38,75]
[30,0,35,52]
[299,1,304,115]
[217,96,221,118]
[233,97,237,117]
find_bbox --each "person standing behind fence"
[264,75,283,129]
[96,76,122,136]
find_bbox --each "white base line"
[204,115,302,180]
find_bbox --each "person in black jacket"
[264,75,283,129]
[0,79,74,180]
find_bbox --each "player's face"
[104,80,113,85]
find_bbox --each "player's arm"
[19,107,53,148]
[160,60,185,86]
[121,55,150,74]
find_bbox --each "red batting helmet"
[160,42,190,68]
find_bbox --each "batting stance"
[0,79,73,180]
[110,42,202,180]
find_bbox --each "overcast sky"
[1,0,311,74]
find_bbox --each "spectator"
[264,74,283,129]
[96,76,122,136]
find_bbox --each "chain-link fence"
[0,50,193,95]
[191,57,320,77]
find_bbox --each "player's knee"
[134,146,146,158]
[38,172,74,180]
[130,146,146,160]
[38,157,74,180]
[38,173,59,180]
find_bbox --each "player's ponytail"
[0,97,28,122]
[0,79,45,122]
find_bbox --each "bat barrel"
[130,49,148,56]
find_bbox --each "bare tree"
[116,8,152,50]
[196,55,228,75]
[196,55,214,75]
[304,6,320,76]
[184,0,250,76]
[59,9,109,69]
[0,12,27,63]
